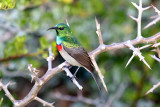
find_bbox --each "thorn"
[152,42,160,47]
[30,75,34,83]
[144,16,160,29]
[131,2,139,9]
[140,44,152,50]
[95,17,100,29]
[152,4,160,14]
[143,6,152,11]
[128,15,138,22]
[66,19,70,27]
[5,81,11,88]
[125,54,135,68]
[142,59,152,70]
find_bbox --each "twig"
[0,50,46,62]
[0,80,16,104]
[130,0,151,39]
[34,97,54,107]
[152,42,160,47]
[51,91,99,106]
[28,64,42,84]
[91,58,108,93]
[144,5,160,29]
[125,41,151,69]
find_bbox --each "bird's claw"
[63,65,72,69]
[71,75,77,81]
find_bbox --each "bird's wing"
[63,45,101,91]
[63,46,94,72]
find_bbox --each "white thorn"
[125,54,135,68]
[66,19,70,27]
[128,15,138,22]
[142,59,152,69]
[139,44,151,50]
[152,5,160,15]
[131,2,139,9]
[144,16,160,29]
[143,6,152,11]
[152,42,160,47]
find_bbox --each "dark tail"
[90,71,101,92]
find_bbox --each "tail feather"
[90,71,101,92]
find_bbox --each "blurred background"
[0,0,160,107]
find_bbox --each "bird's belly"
[59,49,81,66]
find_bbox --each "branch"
[0,80,16,104]
[91,58,108,93]
[90,32,160,57]
[125,41,151,69]
[144,5,160,29]
[28,64,42,84]
[51,91,99,106]
[0,50,46,62]
[34,97,54,107]
[130,0,151,39]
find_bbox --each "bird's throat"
[56,44,62,51]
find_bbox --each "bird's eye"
[59,27,64,30]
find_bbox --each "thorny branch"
[144,5,160,29]
[1,0,160,106]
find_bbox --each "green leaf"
[0,0,16,10]
[39,37,49,49]
[4,35,27,57]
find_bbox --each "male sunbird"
[48,23,101,91]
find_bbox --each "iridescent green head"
[47,23,71,36]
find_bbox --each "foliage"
[0,0,16,10]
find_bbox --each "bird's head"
[47,23,71,36]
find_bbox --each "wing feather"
[63,46,94,72]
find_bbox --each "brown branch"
[90,32,160,57]
[0,50,46,62]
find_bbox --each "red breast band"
[56,44,62,51]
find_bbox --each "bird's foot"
[71,75,78,81]
[63,65,72,69]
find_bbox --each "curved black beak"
[47,27,58,31]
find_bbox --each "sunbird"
[48,23,101,91]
